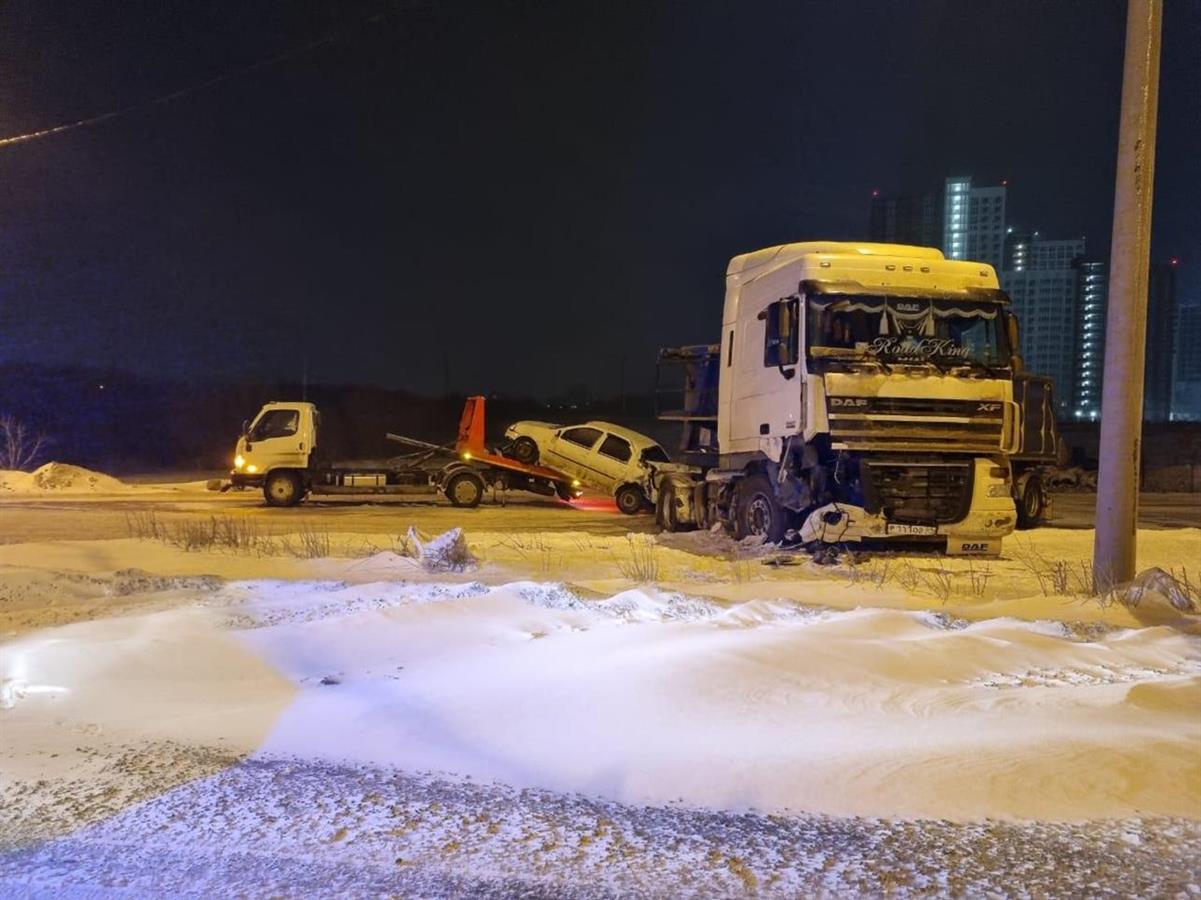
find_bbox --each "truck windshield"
[807,295,1010,371]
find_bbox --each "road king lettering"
[867,337,971,359]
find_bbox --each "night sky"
[1,0,1197,397]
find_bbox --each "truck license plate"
[886,523,937,536]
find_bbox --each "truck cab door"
[729,295,803,451]
[244,406,310,473]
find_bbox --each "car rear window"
[641,445,670,464]
[561,426,603,449]
[598,434,632,462]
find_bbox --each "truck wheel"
[509,437,539,465]
[615,484,646,515]
[1016,476,1045,529]
[446,471,485,508]
[656,481,692,532]
[263,471,302,508]
[734,474,787,543]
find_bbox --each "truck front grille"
[860,458,973,524]
[827,396,1004,452]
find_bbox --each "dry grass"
[126,512,337,558]
[496,533,559,574]
[279,521,332,559]
[613,535,660,582]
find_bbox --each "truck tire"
[263,470,302,508]
[615,484,646,515]
[446,471,485,508]
[656,481,692,532]
[733,473,787,543]
[1016,475,1045,529]
[509,437,539,465]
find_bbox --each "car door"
[594,433,634,492]
[545,425,604,486]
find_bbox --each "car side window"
[561,426,603,449]
[598,434,632,463]
[251,409,299,441]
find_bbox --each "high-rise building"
[868,192,943,248]
[1000,235,1085,415]
[1065,258,1179,422]
[1072,258,1108,419]
[1174,302,1201,421]
[1144,261,1178,422]
[943,176,1007,269]
[868,175,1007,268]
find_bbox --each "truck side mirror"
[1006,316,1021,357]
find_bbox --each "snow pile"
[0,462,128,494]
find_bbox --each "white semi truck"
[654,241,1030,555]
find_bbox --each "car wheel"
[445,471,485,508]
[615,484,646,515]
[1016,475,1045,529]
[509,437,539,465]
[733,473,787,542]
[263,470,302,507]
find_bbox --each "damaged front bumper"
[799,459,1016,556]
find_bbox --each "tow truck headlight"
[234,454,245,470]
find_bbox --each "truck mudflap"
[798,502,1006,556]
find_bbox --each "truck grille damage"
[859,458,974,524]
[826,396,1004,452]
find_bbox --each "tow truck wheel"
[734,473,787,543]
[510,437,539,465]
[263,471,302,508]
[446,471,485,508]
[1016,476,1045,529]
[615,484,647,515]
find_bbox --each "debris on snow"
[1120,567,1198,612]
[405,527,476,572]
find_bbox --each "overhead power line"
[0,10,394,151]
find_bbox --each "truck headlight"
[234,454,245,470]
[246,464,258,474]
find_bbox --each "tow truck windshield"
[806,295,1010,373]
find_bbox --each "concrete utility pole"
[1094,0,1162,589]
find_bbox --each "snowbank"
[0,462,128,494]
[5,575,1198,822]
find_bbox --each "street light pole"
[1093,0,1162,589]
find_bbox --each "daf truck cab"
[656,241,1021,555]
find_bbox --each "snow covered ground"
[0,488,1199,896]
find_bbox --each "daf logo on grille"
[977,402,1001,412]
[830,397,869,408]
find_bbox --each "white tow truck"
[225,396,582,508]
[654,241,1025,555]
